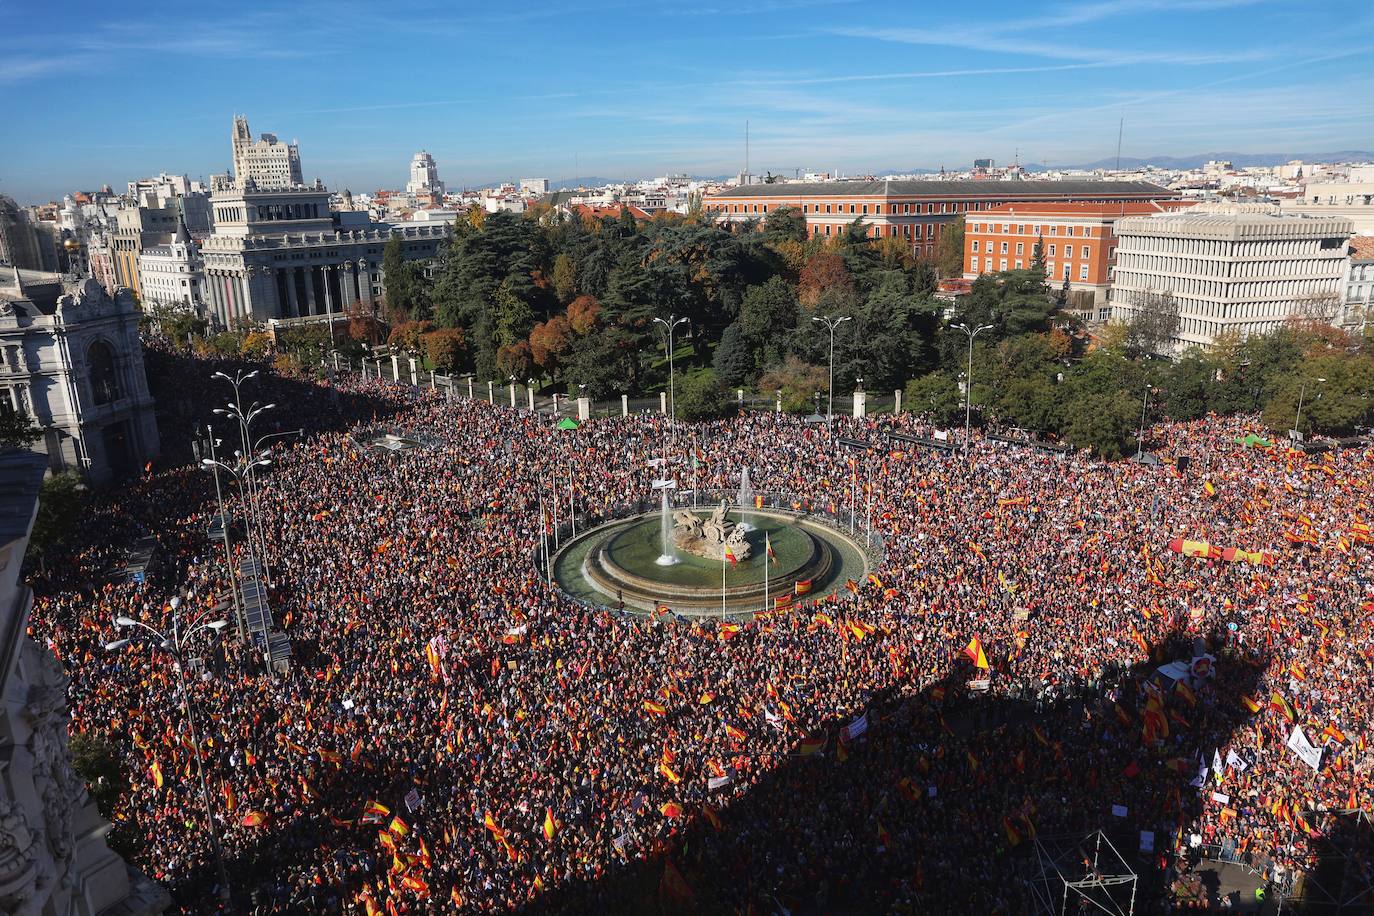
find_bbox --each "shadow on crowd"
[510,626,1361,915]
[143,345,407,470]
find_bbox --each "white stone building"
[1279,178,1374,234]
[406,152,445,198]
[1108,204,1353,351]
[231,116,303,191]
[0,449,169,916]
[0,270,160,485]
[136,220,203,311]
[199,184,448,328]
[1340,236,1374,331]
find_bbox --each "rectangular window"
[862,204,869,214]
[1000,241,1008,254]
[1048,244,1057,256]
[904,204,911,214]
[1016,242,1024,255]
[999,258,1008,270]
[972,240,980,252]
[1064,246,1073,258]
[825,225,831,235]
[825,205,832,213]
[849,204,856,213]
[1050,226,1058,235]
[1066,226,1075,236]
[1080,264,1089,280]
[1047,262,1055,276]
[985,257,994,271]
[1063,264,1071,278]
[1015,260,1024,269]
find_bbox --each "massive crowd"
[29,356,1374,914]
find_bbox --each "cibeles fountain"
[550,477,873,617]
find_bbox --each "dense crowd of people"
[29,355,1374,914]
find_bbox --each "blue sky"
[3,0,1372,202]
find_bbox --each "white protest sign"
[1287,725,1323,771]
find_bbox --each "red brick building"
[963,200,1196,317]
[705,179,1177,261]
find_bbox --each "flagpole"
[764,534,769,616]
[722,544,727,620]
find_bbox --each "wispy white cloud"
[0,55,80,84]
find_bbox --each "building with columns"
[0,270,161,485]
[1108,204,1353,352]
[198,184,449,329]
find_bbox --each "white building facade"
[199,185,448,328]
[136,220,203,311]
[0,271,161,485]
[406,152,445,197]
[231,116,303,190]
[1108,204,1353,351]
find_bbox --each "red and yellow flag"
[963,637,989,670]
[543,808,557,842]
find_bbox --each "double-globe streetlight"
[951,322,994,456]
[653,315,689,424]
[811,314,851,436]
[212,371,277,584]
[106,596,232,905]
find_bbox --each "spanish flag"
[241,811,267,827]
[1003,816,1023,846]
[754,494,765,509]
[963,637,989,670]
[718,622,741,641]
[795,578,813,596]
[774,594,793,609]
[643,700,667,716]
[848,620,875,640]
[766,535,777,564]
[149,760,164,789]
[1270,691,1295,722]
[867,573,883,589]
[543,808,557,842]
[800,734,826,756]
[724,545,738,567]
[1241,695,1262,714]
[388,815,410,837]
[659,802,683,818]
[658,760,682,784]
[1203,480,1217,498]
[1129,625,1148,654]
[701,803,723,832]
[845,578,859,594]
[724,723,746,741]
[483,811,505,840]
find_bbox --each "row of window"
[970,257,1089,279]
[712,199,994,216]
[973,223,1094,237]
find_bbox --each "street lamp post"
[811,314,851,436]
[212,371,277,582]
[652,315,688,424]
[951,323,993,456]
[200,426,243,636]
[106,597,232,905]
[1294,377,1327,437]
[1136,386,1154,460]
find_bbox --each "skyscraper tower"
[406,151,445,197]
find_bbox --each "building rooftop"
[976,200,1197,218]
[708,179,1172,199]
[1348,236,1374,261]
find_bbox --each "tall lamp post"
[106,597,232,905]
[199,426,243,636]
[811,314,851,436]
[1135,386,1155,460]
[951,322,993,456]
[1293,377,1327,438]
[653,315,688,424]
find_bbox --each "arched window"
[88,340,121,405]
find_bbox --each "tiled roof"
[708,179,1172,199]
[1348,235,1374,261]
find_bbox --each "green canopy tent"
[556,417,580,430]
